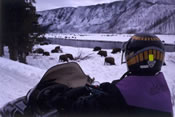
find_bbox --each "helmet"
[123,33,165,75]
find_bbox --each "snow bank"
[0,44,175,115]
[0,57,45,107]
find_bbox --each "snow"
[0,36,175,115]
[38,0,175,34]
[0,57,45,107]
[45,33,175,44]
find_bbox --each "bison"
[55,46,60,50]
[51,46,63,53]
[93,46,101,51]
[98,50,107,57]
[66,54,74,60]
[43,51,50,56]
[55,46,63,53]
[59,54,68,62]
[104,57,115,65]
[51,49,59,53]
[33,48,44,54]
[111,48,121,54]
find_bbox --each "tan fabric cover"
[40,62,91,88]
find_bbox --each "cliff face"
[38,0,175,34]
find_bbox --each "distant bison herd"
[33,45,74,62]
[32,44,167,66]
[33,46,62,55]
[93,46,122,65]
[33,45,122,65]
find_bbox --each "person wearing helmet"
[0,33,173,117]
[113,33,173,116]
[63,33,173,117]
[40,33,172,117]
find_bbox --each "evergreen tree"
[2,0,41,63]
[17,1,40,63]
[0,0,3,56]
[2,0,19,60]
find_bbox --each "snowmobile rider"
[62,33,173,117]
[0,33,173,117]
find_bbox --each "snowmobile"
[0,62,97,117]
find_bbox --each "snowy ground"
[0,34,175,115]
[45,33,175,44]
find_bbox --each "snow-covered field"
[0,34,175,115]
[45,33,175,44]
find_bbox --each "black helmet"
[123,33,165,76]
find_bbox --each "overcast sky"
[34,0,123,11]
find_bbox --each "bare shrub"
[74,51,93,61]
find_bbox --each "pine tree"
[2,0,41,63]
[0,0,3,56]
[17,1,39,63]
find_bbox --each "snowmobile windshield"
[0,62,95,117]
[38,62,94,88]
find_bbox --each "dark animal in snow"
[43,51,50,56]
[111,48,121,54]
[55,46,60,50]
[93,46,101,51]
[51,49,59,53]
[104,57,115,65]
[33,48,44,54]
[59,55,68,62]
[66,54,74,60]
[98,50,107,57]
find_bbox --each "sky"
[34,0,123,11]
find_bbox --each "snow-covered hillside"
[38,0,175,34]
[0,44,175,114]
